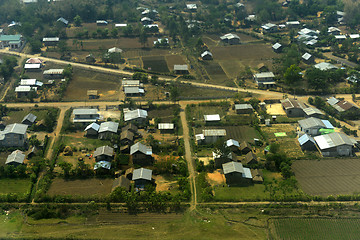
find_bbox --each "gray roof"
[124,109,148,121]
[222,161,244,174]
[298,134,315,146]
[302,53,312,61]
[254,72,275,78]
[204,114,220,121]
[5,150,25,165]
[327,97,339,106]
[73,108,98,115]
[174,64,189,71]
[226,139,240,147]
[314,62,338,71]
[272,43,282,50]
[22,113,37,123]
[130,142,152,155]
[298,117,333,129]
[201,51,213,58]
[203,129,226,137]
[57,17,69,25]
[158,123,174,130]
[3,123,28,135]
[235,104,253,110]
[303,107,324,116]
[98,121,119,133]
[132,168,152,181]
[43,37,59,42]
[94,161,111,170]
[93,146,114,158]
[84,122,100,132]
[124,86,142,94]
[220,33,240,40]
[314,132,356,150]
[43,69,64,75]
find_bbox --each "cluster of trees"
[265,143,293,179]
[0,56,18,82]
[305,67,345,92]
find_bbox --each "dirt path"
[46,107,67,160]
[179,104,197,210]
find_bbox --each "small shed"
[87,90,98,99]
[298,134,316,151]
[122,123,138,134]
[158,123,175,134]
[239,141,252,154]
[21,113,37,126]
[235,104,253,114]
[120,130,135,145]
[93,146,114,162]
[174,65,189,74]
[302,53,314,64]
[201,51,213,60]
[132,168,153,188]
[272,43,282,53]
[244,151,258,165]
[251,169,264,183]
[98,121,119,140]
[112,176,131,192]
[225,139,240,153]
[5,150,25,166]
[84,123,100,137]
[130,142,153,166]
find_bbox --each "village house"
[204,114,221,124]
[0,123,28,147]
[26,58,43,65]
[225,139,240,153]
[141,17,153,25]
[0,34,23,49]
[42,37,59,46]
[24,64,41,71]
[120,130,134,145]
[281,98,308,117]
[57,17,69,25]
[328,27,341,35]
[84,122,100,137]
[243,151,258,165]
[186,3,197,11]
[327,97,360,113]
[303,107,325,119]
[87,90,99,99]
[314,132,356,157]
[239,141,252,154]
[253,72,275,88]
[201,51,213,60]
[286,21,300,28]
[302,53,314,64]
[220,33,241,45]
[298,134,317,151]
[72,108,100,125]
[261,23,277,33]
[130,142,153,166]
[112,176,131,192]
[122,80,141,89]
[94,161,111,171]
[93,145,114,162]
[21,113,37,126]
[251,169,263,183]
[174,65,189,74]
[96,20,108,25]
[132,168,154,189]
[158,123,175,134]
[15,86,37,98]
[108,47,123,54]
[235,104,253,114]
[222,161,253,186]
[122,123,138,134]
[314,62,337,71]
[5,150,25,166]
[272,43,282,53]
[98,121,119,140]
[20,79,43,87]
[43,69,64,78]
[124,86,144,97]
[298,117,334,136]
[124,109,148,125]
[202,129,226,144]
[213,151,237,169]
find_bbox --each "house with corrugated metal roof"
[158,123,175,134]
[251,169,263,183]
[0,34,23,49]
[314,132,356,157]
[174,65,189,74]
[253,72,275,88]
[130,142,153,166]
[222,161,253,186]
[5,150,25,166]
[22,113,37,126]
[298,117,334,136]
[235,104,253,114]
[244,151,258,165]
[98,121,119,140]
[124,109,148,125]
[225,139,240,153]
[132,168,154,188]
[84,123,100,137]
[120,130,134,145]
[298,134,316,151]
[204,114,221,124]
[72,108,100,125]
[0,123,28,147]
[213,151,237,169]
[203,129,226,144]
[93,146,114,162]
[281,98,308,117]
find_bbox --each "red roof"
[26,58,42,64]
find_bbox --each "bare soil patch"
[47,178,113,196]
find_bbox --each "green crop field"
[0,178,31,194]
[142,56,169,72]
[270,218,360,240]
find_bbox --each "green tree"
[74,15,82,27]
[58,162,73,178]
[305,67,328,91]
[139,28,148,47]
[170,85,180,104]
[111,28,118,38]
[284,64,302,85]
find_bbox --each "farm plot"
[148,105,179,122]
[0,178,31,194]
[47,178,113,196]
[123,49,175,58]
[66,23,115,38]
[4,107,58,125]
[187,103,230,121]
[177,84,236,100]
[293,159,360,196]
[166,55,186,70]
[195,126,260,143]
[202,62,232,86]
[270,218,360,240]
[63,68,120,101]
[261,124,303,158]
[142,56,169,72]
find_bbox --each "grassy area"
[6,107,58,125]
[270,218,360,240]
[0,178,31,194]
[214,184,269,201]
[0,208,267,239]
[177,84,237,100]
[62,135,111,150]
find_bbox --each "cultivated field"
[148,105,179,122]
[195,126,260,143]
[202,61,230,86]
[0,178,31,194]
[4,107,58,125]
[47,178,113,196]
[142,56,169,72]
[293,159,360,197]
[63,68,120,101]
[270,218,360,240]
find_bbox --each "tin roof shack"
[331,99,360,114]
[122,80,140,89]
[253,72,275,88]
[124,86,144,97]
[87,90,99,99]
[24,64,41,71]
[280,98,308,117]
[314,132,356,157]
[98,121,119,140]
[235,104,253,114]
[124,109,148,126]
[94,161,111,172]
[120,130,134,145]
[112,176,131,192]
[213,151,237,169]
[132,168,154,189]
[243,151,258,166]
[15,86,37,98]
[5,150,25,166]
[298,117,334,136]
[93,145,114,162]
[130,142,153,166]
[225,139,240,153]
[122,123,139,134]
[303,107,325,119]
[96,20,108,26]
[204,114,221,125]
[84,123,100,137]
[21,113,37,126]
[43,69,64,79]
[220,33,241,45]
[302,53,314,64]
[201,51,213,60]
[42,37,59,46]
[0,123,28,147]
[174,65,189,74]
[203,129,226,144]
[20,79,43,87]
[272,43,282,53]
[251,169,263,183]
[72,108,100,125]
[261,23,278,33]
[222,161,253,186]
[239,141,252,154]
[298,134,317,151]
[158,123,174,134]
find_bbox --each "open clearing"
[293,159,360,197]
[47,178,113,196]
[270,218,360,240]
[195,126,260,143]
[63,68,120,101]
[142,56,169,72]
[0,178,31,194]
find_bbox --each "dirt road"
[46,107,67,160]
